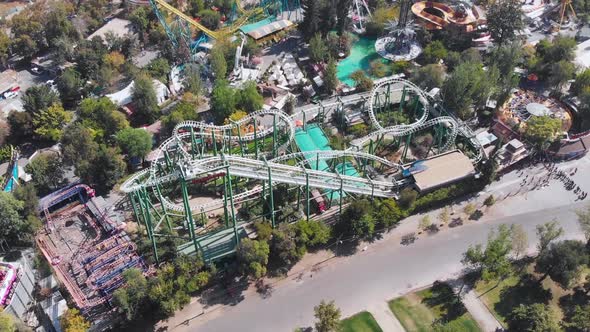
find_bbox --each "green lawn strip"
[389,283,482,332]
[474,265,590,327]
[340,311,383,332]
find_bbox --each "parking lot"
[0,67,53,119]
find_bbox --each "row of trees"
[113,255,214,323]
[461,208,590,331]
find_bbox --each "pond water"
[336,36,386,87]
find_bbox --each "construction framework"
[121,77,484,263]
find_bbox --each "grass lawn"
[389,282,482,332]
[474,264,590,327]
[340,311,383,332]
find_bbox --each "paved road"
[173,201,584,332]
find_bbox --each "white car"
[3,91,18,99]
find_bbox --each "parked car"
[31,67,43,74]
[3,91,18,99]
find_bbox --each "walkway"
[367,301,405,332]
[461,289,503,332]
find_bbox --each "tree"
[369,60,389,78]
[270,225,304,267]
[183,65,203,96]
[22,85,60,115]
[147,58,171,83]
[548,60,576,91]
[309,33,327,63]
[60,123,100,176]
[33,103,72,142]
[300,0,322,39]
[463,203,476,216]
[350,70,373,92]
[129,7,149,42]
[422,40,448,64]
[523,115,562,148]
[294,220,331,247]
[508,304,560,332]
[462,225,513,281]
[569,304,590,331]
[198,9,221,30]
[576,204,590,241]
[116,128,153,160]
[398,188,418,210]
[351,214,376,239]
[0,192,25,244]
[236,239,270,279]
[438,208,450,225]
[161,102,199,138]
[0,31,10,67]
[210,80,236,123]
[104,51,125,72]
[132,74,159,125]
[572,69,590,96]
[13,183,39,218]
[442,61,495,120]
[79,145,126,195]
[483,195,496,207]
[324,57,339,94]
[7,111,33,144]
[0,312,15,332]
[314,300,341,332]
[536,220,564,254]
[57,68,84,105]
[77,97,129,142]
[25,154,66,196]
[60,308,90,332]
[237,81,263,113]
[336,0,352,34]
[535,240,588,288]
[113,268,148,321]
[210,45,227,79]
[419,215,432,231]
[511,224,528,259]
[487,0,524,44]
[412,64,445,90]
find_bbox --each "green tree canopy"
[0,311,15,332]
[210,79,236,123]
[32,103,72,142]
[147,58,171,84]
[535,240,588,289]
[57,68,84,106]
[462,225,513,281]
[309,33,327,63]
[132,74,159,125]
[79,145,126,195]
[0,192,25,244]
[25,153,66,196]
[161,102,199,138]
[412,64,445,90]
[60,308,90,332]
[548,60,576,91]
[507,304,560,332]
[77,97,129,142]
[7,111,33,144]
[536,220,564,254]
[422,40,448,64]
[314,300,341,332]
[350,70,374,92]
[210,45,227,79]
[324,57,339,94]
[236,81,263,113]
[487,0,524,44]
[116,128,153,160]
[22,85,60,115]
[300,0,322,39]
[236,239,270,279]
[183,65,203,96]
[442,61,495,120]
[113,268,148,321]
[523,115,562,148]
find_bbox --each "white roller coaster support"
[121,77,483,216]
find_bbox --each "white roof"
[87,18,134,41]
[475,131,498,146]
[106,79,170,107]
[576,38,590,70]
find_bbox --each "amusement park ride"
[121,78,484,264]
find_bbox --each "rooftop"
[87,18,134,42]
[240,19,294,40]
[411,150,476,192]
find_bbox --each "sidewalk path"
[462,289,503,332]
[367,301,405,332]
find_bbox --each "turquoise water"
[294,124,361,200]
[336,37,384,87]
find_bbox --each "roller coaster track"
[150,0,262,40]
[121,77,483,214]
